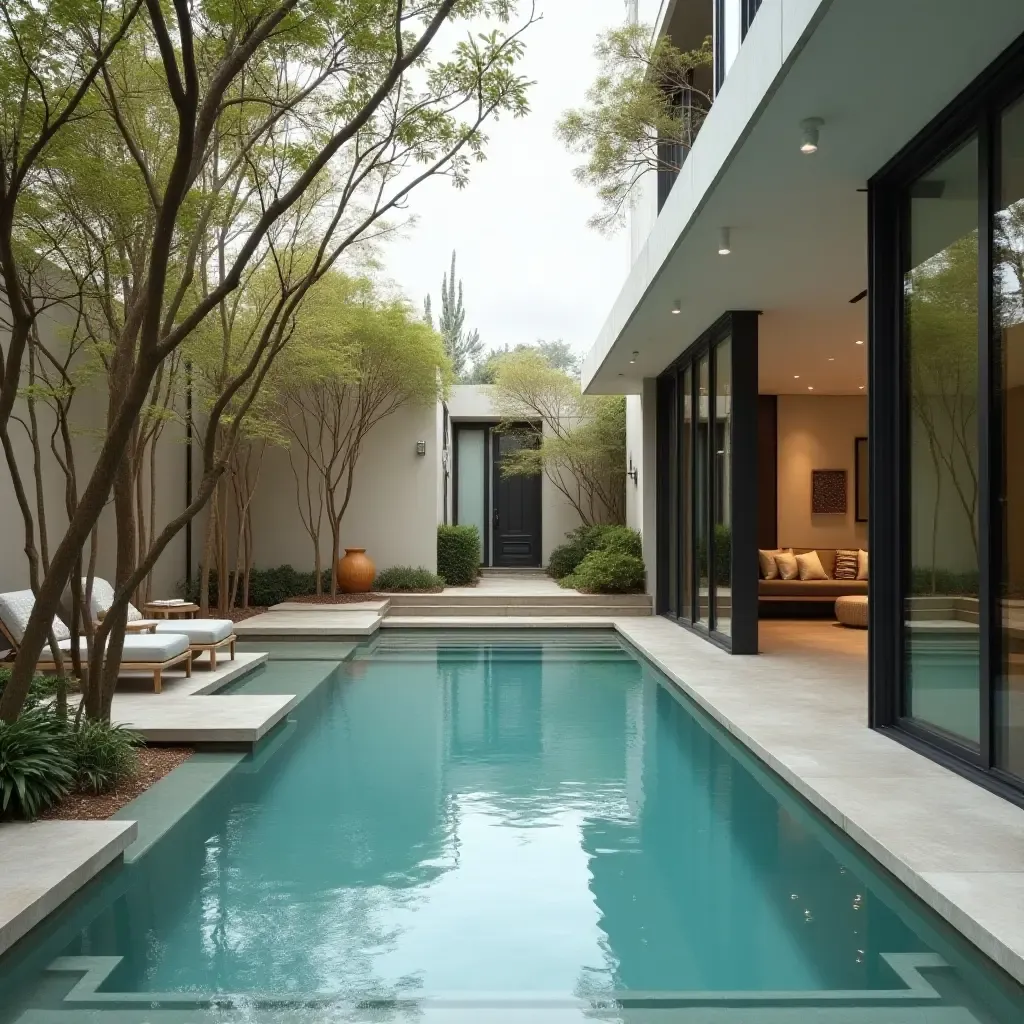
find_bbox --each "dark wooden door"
[492,431,542,567]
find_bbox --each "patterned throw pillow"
[796,550,829,580]
[774,551,799,581]
[834,549,859,580]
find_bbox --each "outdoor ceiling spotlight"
[630,350,639,364]
[718,227,731,255]
[800,117,824,154]
[672,300,681,314]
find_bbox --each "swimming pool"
[0,631,1022,1022]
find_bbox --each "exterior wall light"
[800,117,823,154]
[718,227,731,255]
[626,455,638,486]
[416,441,427,456]
[672,300,681,314]
[630,350,639,364]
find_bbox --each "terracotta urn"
[336,548,375,593]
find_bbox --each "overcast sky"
[381,0,632,362]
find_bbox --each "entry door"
[492,431,541,567]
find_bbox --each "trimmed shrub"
[560,548,646,594]
[0,707,74,819]
[373,566,444,592]
[68,720,140,795]
[186,565,333,607]
[0,667,61,708]
[437,525,480,586]
[546,524,642,580]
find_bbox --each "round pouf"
[835,595,869,629]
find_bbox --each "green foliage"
[0,667,60,708]
[696,524,732,588]
[66,720,140,795]
[425,251,483,379]
[0,708,75,820]
[493,349,626,524]
[547,524,642,580]
[469,339,579,383]
[437,525,481,586]
[557,25,713,231]
[372,566,444,592]
[187,566,331,607]
[909,567,980,597]
[561,549,646,594]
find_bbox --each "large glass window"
[714,337,733,636]
[696,355,711,625]
[902,137,981,747]
[456,429,486,565]
[680,367,693,621]
[997,97,1024,778]
[666,374,679,618]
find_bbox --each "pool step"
[384,600,652,617]
[386,592,652,607]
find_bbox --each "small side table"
[144,602,200,620]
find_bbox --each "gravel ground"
[39,747,194,821]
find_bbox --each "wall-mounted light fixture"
[718,227,731,255]
[672,300,681,315]
[416,441,427,456]
[630,350,638,364]
[800,117,824,154]
[626,455,639,486]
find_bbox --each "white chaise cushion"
[153,619,233,645]
[84,578,143,622]
[57,633,189,662]
[0,589,70,644]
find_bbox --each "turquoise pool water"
[0,632,1022,1023]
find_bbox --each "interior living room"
[755,306,869,666]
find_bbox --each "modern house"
[587,0,1024,801]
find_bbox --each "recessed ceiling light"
[859,385,865,390]
[807,386,814,390]
[718,227,731,255]
[828,357,835,362]
[793,374,800,379]
[672,300,681,315]
[800,117,823,154]
[855,339,864,345]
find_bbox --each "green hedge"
[437,525,480,586]
[561,548,646,594]
[547,524,642,581]
[186,565,332,607]
[373,566,444,592]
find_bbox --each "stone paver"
[234,609,382,637]
[0,820,136,957]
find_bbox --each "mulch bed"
[39,747,194,821]
[227,606,268,622]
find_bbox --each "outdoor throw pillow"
[834,549,859,580]
[758,548,790,579]
[857,549,869,581]
[796,550,829,581]
[774,551,799,580]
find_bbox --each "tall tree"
[556,24,712,231]
[425,250,483,378]
[0,0,538,722]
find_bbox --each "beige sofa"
[759,548,867,605]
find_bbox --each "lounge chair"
[0,589,191,694]
[82,578,237,670]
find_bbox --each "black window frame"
[655,311,759,654]
[868,32,1024,806]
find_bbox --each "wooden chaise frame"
[0,620,192,694]
[122,619,237,670]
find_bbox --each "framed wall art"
[811,468,847,515]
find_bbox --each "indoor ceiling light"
[828,357,835,362]
[800,117,824,154]
[672,300,681,315]
[718,227,731,255]
[630,351,638,364]
[793,374,800,379]
[859,385,865,390]
[807,386,814,390]
[855,339,864,345]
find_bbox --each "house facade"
[588,0,1024,800]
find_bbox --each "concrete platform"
[234,609,382,638]
[111,651,295,745]
[381,616,617,629]
[0,820,136,957]
[270,599,390,612]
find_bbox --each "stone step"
[385,603,651,617]
[386,592,652,607]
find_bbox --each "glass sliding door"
[696,355,711,625]
[455,428,487,566]
[680,367,693,621]
[714,337,733,636]
[997,97,1024,779]
[666,374,680,618]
